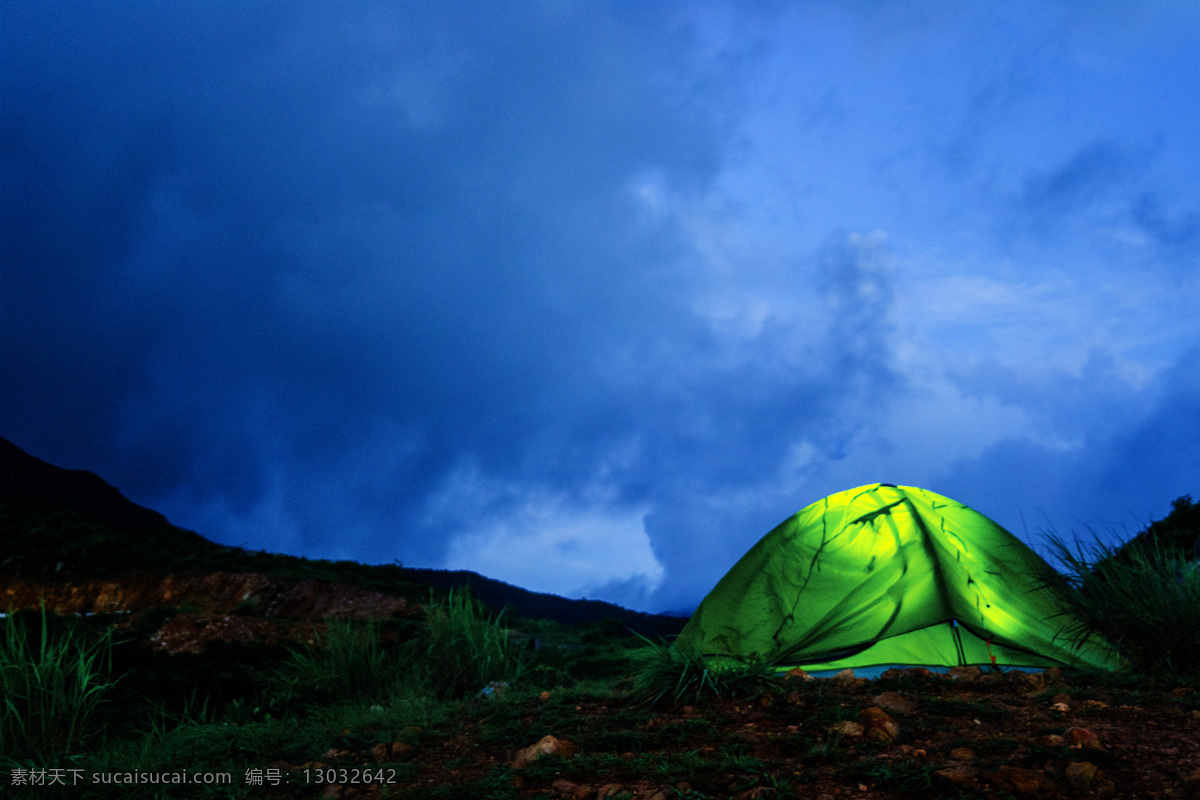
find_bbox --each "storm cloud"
[3,2,1199,613]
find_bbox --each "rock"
[1050,702,1071,712]
[983,765,1060,797]
[1013,671,1046,694]
[733,789,775,800]
[860,706,900,742]
[948,666,982,681]
[935,766,978,790]
[1063,761,1096,790]
[370,742,389,762]
[551,779,578,795]
[1049,692,1071,706]
[873,690,918,715]
[950,746,976,761]
[539,691,552,701]
[1065,761,1115,797]
[827,720,865,737]
[1043,667,1065,685]
[1063,726,1102,749]
[1035,734,1065,747]
[479,681,509,698]
[832,668,856,682]
[1079,699,1108,710]
[597,783,624,797]
[512,735,577,769]
[783,667,814,681]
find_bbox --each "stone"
[948,666,982,681]
[1035,734,1065,747]
[734,789,775,800]
[512,735,577,769]
[1064,761,1097,790]
[950,747,976,761]
[827,720,865,737]
[873,690,918,715]
[983,765,1059,796]
[1043,667,1065,685]
[551,778,578,794]
[832,668,856,682]
[1013,671,1046,694]
[597,783,624,798]
[1065,761,1115,797]
[935,766,978,789]
[1063,726,1102,749]
[860,706,900,741]
[783,667,814,681]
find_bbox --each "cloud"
[4,2,1199,615]
[935,345,1200,546]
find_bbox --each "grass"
[0,605,124,762]
[270,616,405,707]
[629,636,781,706]
[1044,529,1200,676]
[414,587,534,698]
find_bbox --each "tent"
[676,484,1124,672]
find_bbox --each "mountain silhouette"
[0,436,172,533]
[0,435,685,635]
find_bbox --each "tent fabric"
[676,484,1124,672]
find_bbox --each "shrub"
[0,605,123,762]
[1044,531,1200,676]
[629,636,779,705]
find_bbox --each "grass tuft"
[414,587,534,697]
[1044,530,1200,677]
[272,617,404,707]
[630,636,779,706]
[0,605,123,762]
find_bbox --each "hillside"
[0,435,685,637]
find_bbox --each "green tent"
[676,484,1124,672]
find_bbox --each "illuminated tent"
[676,484,1123,672]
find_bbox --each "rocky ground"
[252,664,1200,800]
[5,573,1199,799]
[79,604,1200,799]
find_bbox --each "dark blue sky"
[3,2,1199,613]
